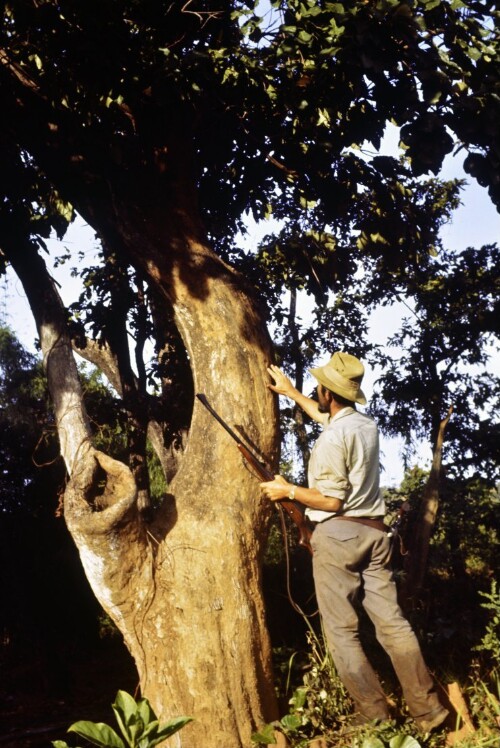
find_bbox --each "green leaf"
[369,232,389,245]
[251,723,277,745]
[112,690,139,740]
[137,719,160,742]
[317,108,331,127]
[389,735,422,748]
[136,697,157,725]
[53,198,74,223]
[127,715,146,743]
[280,713,303,730]
[288,686,308,709]
[222,67,237,83]
[361,737,385,748]
[146,717,193,746]
[467,47,481,61]
[51,742,71,748]
[68,721,125,748]
[299,196,317,209]
[29,54,43,70]
[329,19,345,36]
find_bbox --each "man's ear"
[320,384,333,403]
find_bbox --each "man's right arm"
[266,365,324,423]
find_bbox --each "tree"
[0,325,65,516]
[370,243,500,477]
[368,241,500,593]
[0,2,498,746]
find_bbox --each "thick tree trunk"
[10,205,280,747]
[107,229,279,744]
[103,203,280,747]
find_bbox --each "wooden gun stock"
[197,394,313,555]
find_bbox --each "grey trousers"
[311,518,444,725]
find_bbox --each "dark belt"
[314,515,388,533]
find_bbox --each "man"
[260,352,449,733]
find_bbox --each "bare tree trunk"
[7,204,280,747]
[112,198,280,746]
[401,407,453,606]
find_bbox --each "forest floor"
[0,641,137,748]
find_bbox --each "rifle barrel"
[196,393,313,555]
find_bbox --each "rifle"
[196,393,313,555]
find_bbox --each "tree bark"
[401,406,453,606]
[115,210,281,746]
[6,239,92,474]
[7,199,280,747]
[112,192,280,747]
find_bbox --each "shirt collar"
[327,406,356,425]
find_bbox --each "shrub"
[52,689,192,748]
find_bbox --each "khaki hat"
[309,351,367,405]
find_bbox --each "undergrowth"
[254,580,500,747]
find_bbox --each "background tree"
[0,326,58,512]
[370,243,500,476]
[0,2,499,745]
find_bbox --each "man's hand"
[266,365,296,398]
[267,364,326,424]
[260,475,292,502]
[261,476,344,512]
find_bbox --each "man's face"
[317,385,330,414]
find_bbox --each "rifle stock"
[197,393,313,555]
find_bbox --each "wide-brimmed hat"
[309,351,367,405]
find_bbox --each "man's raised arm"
[266,365,324,423]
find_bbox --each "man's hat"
[309,351,367,405]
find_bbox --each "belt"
[314,515,388,533]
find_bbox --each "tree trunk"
[121,217,281,745]
[9,204,280,747]
[401,407,453,606]
[288,287,311,478]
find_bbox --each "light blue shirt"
[306,407,385,523]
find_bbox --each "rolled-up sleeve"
[309,431,350,501]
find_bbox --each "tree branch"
[73,337,124,396]
[5,238,92,474]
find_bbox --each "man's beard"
[317,398,329,414]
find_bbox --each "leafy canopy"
[0,1,498,252]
